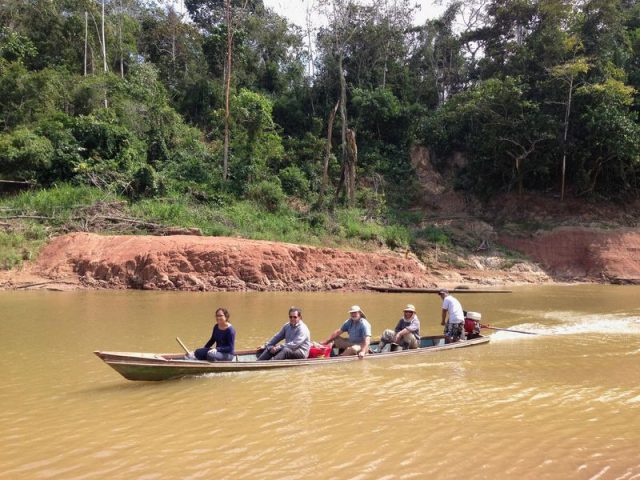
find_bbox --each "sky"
[263,1,445,27]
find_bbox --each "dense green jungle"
[1,0,640,269]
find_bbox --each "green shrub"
[415,225,451,246]
[0,127,54,181]
[128,196,194,226]
[130,164,161,198]
[382,224,411,249]
[335,208,384,242]
[6,184,115,218]
[279,165,310,199]
[307,210,329,231]
[0,224,47,270]
[0,232,23,269]
[356,187,387,217]
[246,179,285,213]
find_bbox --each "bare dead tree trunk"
[587,157,607,195]
[89,43,95,74]
[335,165,346,204]
[119,35,124,78]
[501,136,546,196]
[561,76,574,202]
[516,156,523,195]
[118,0,124,78]
[84,12,88,76]
[101,0,107,74]
[101,0,108,108]
[320,100,340,201]
[305,4,315,78]
[337,52,354,205]
[381,0,389,88]
[346,128,357,205]
[89,13,101,74]
[318,0,367,205]
[171,14,176,67]
[222,0,233,181]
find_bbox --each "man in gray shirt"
[257,307,311,360]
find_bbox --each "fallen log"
[14,280,79,290]
[1,215,51,220]
[366,285,512,293]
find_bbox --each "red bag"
[308,344,332,358]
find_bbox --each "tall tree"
[185,0,257,180]
[548,40,590,201]
[317,0,383,206]
[408,3,466,106]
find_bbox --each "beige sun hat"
[403,304,416,312]
[349,305,362,313]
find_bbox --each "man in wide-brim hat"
[321,305,372,358]
[395,304,421,348]
[379,304,421,351]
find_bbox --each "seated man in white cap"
[379,304,421,351]
[321,305,371,358]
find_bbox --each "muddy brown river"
[1,285,639,479]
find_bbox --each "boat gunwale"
[94,335,490,380]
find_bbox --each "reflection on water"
[1,285,639,479]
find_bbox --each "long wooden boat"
[94,335,490,381]
[367,285,512,293]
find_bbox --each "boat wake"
[488,312,640,341]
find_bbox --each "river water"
[1,285,639,479]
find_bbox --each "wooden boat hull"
[367,286,512,294]
[95,335,490,381]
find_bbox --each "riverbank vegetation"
[0,183,412,268]
[1,0,639,269]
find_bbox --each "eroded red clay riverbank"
[3,227,640,291]
[0,232,548,291]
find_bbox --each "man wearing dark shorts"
[439,288,464,343]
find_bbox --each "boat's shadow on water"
[77,369,262,395]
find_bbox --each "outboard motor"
[464,311,482,339]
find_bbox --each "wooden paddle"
[176,336,191,354]
[480,324,538,335]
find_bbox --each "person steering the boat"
[257,307,311,361]
[379,304,421,351]
[191,307,236,361]
[321,305,371,358]
[439,289,465,343]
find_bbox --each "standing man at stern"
[322,305,372,358]
[257,307,311,360]
[439,288,465,343]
